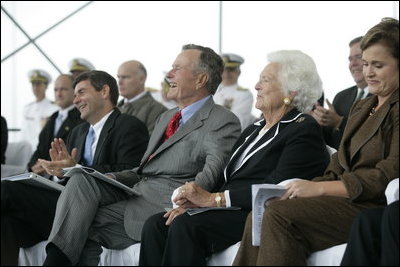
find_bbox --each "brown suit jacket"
[314,89,399,204]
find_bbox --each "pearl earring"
[283,97,291,106]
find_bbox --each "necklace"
[369,104,378,116]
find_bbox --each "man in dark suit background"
[28,74,84,176]
[311,36,370,149]
[1,70,149,266]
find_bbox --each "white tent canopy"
[1,1,398,142]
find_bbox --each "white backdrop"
[1,1,398,142]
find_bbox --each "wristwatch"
[215,193,222,207]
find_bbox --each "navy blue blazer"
[27,108,84,171]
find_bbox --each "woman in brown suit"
[233,17,399,266]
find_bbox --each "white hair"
[267,50,323,113]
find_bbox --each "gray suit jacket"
[114,97,241,240]
[117,92,167,135]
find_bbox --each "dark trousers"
[1,180,60,266]
[341,201,399,266]
[139,209,248,266]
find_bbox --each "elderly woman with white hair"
[138,50,331,266]
[234,17,399,266]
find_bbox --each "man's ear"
[101,84,110,99]
[196,73,209,90]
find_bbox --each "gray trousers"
[47,173,137,265]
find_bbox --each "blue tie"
[83,127,95,166]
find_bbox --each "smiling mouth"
[169,82,177,88]
[78,104,86,111]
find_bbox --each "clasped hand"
[164,182,213,225]
[38,138,78,177]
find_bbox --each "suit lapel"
[338,91,397,168]
[225,110,302,178]
[154,98,213,156]
[49,112,58,137]
[350,86,358,102]
[337,98,372,169]
[140,108,178,164]
[349,91,397,162]
[141,97,214,165]
[76,124,89,163]
[225,127,260,177]
[92,109,119,164]
[57,108,80,137]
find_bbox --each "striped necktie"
[163,111,182,142]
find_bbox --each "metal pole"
[219,1,223,54]
[1,5,62,73]
[1,1,94,65]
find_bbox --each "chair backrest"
[326,145,337,156]
[5,141,33,167]
[385,178,399,205]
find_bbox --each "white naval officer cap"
[69,58,95,73]
[221,53,244,68]
[28,69,51,84]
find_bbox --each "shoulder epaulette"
[236,86,249,91]
[146,87,159,92]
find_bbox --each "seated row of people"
[10,30,369,160]
[1,17,398,266]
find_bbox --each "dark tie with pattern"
[163,110,182,142]
[53,113,64,136]
[355,89,364,102]
[144,110,182,164]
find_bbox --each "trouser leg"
[232,212,259,266]
[1,216,19,266]
[1,181,59,265]
[341,207,383,266]
[139,212,169,266]
[162,210,248,266]
[47,173,129,265]
[77,200,136,266]
[256,197,368,265]
[380,201,399,266]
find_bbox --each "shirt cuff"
[171,186,181,209]
[224,190,231,207]
[105,173,116,180]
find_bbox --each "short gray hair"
[182,44,223,94]
[267,50,323,113]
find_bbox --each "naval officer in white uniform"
[213,53,255,130]
[20,69,58,152]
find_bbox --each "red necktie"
[163,110,182,142]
